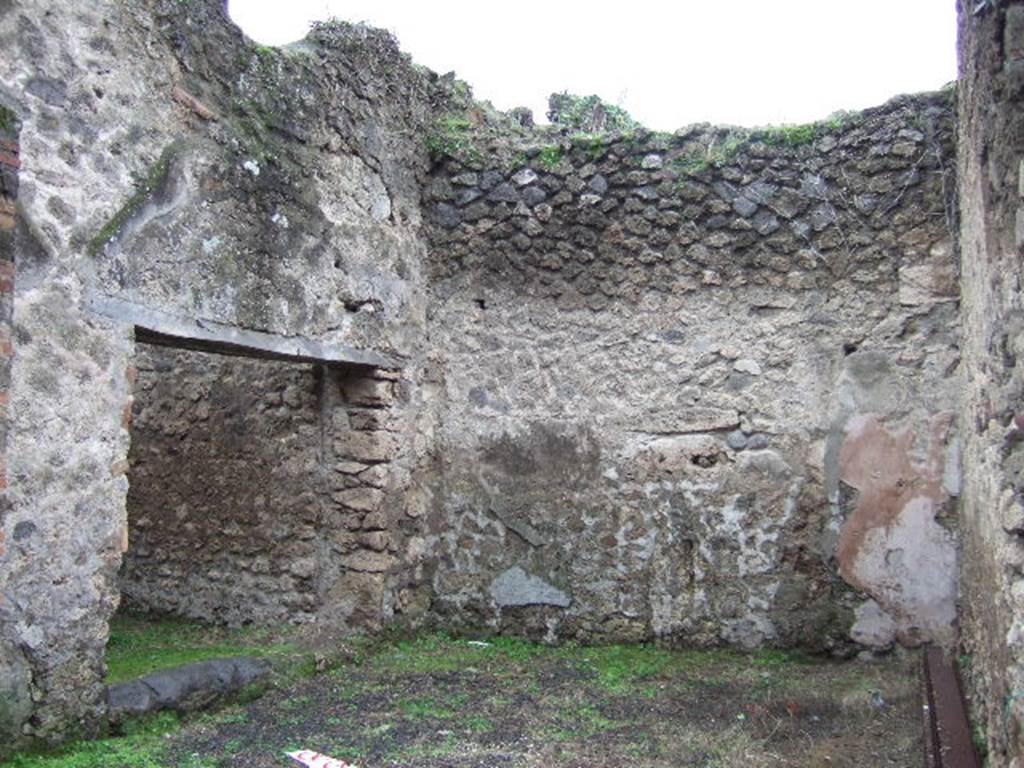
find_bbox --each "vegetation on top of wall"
[671,132,751,176]
[535,145,565,170]
[755,110,857,147]
[86,144,177,258]
[547,92,640,135]
[760,123,819,147]
[425,113,484,165]
[568,133,612,161]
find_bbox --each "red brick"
[0,138,17,154]
[0,213,13,233]
[109,459,130,477]
[172,86,217,121]
[0,152,20,170]
[0,198,14,215]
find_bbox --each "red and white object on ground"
[286,750,360,768]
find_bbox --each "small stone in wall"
[488,183,518,203]
[522,187,547,206]
[733,359,762,376]
[512,168,538,186]
[726,430,748,450]
[752,210,780,235]
[479,170,504,191]
[588,175,608,195]
[746,433,770,450]
[432,203,460,229]
[456,189,482,207]
[733,197,758,217]
[850,599,898,649]
[641,154,664,170]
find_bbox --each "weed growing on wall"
[425,114,483,164]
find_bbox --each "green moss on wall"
[86,145,177,258]
[0,105,18,134]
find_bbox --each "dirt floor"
[6,621,924,768]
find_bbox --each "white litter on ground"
[286,750,360,768]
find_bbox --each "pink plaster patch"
[836,413,957,646]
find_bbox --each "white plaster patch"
[851,496,958,645]
[489,566,571,608]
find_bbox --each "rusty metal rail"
[922,646,982,768]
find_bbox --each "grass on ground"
[4,618,922,768]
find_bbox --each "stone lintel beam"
[86,294,400,370]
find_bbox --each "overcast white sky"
[228,1,958,131]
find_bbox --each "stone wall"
[121,346,325,625]
[957,0,1024,764]
[120,344,417,634]
[0,90,28,749]
[421,92,962,650]
[0,0,436,751]
[0,0,996,755]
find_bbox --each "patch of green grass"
[86,145,177,258]
[280,694,312,712]
[539,724,576,742]
[577,644,674,692]
[398,696,455,720]
[573,702,616,734]
[391,732,458,760]
[326,744,366,762]
[5,712,180,768]
[463,714,494,733]
[104,613,300,684]
[751,647,815,667]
